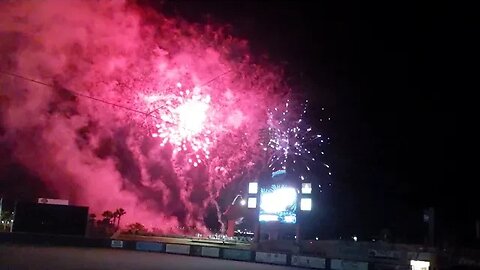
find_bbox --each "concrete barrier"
[1,232,380,269]
[372,263,410,270]
[332,259,343,270]
[165,243,190,255]
[222,249,252,261]
[201,247,220,258]
[291,255,326,269]
[331,259,369,270]
[255,251,287,265]
[135,241,164,252]
[110,240,124,248]
[189,245,202,256]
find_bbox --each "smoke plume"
[0,0,286,232]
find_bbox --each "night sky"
[1,1,473,244]
[156,1,470,243]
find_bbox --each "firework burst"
[145,83,214,167]
[0,0,291,231]
[262,99,331,181]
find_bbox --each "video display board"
[259,184,297,223]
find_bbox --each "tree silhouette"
[127,223,146,234]
[102,210,114,225]
[114,208,126,229]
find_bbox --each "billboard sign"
[38,198,69,205]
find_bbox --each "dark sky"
[1,0,472,243]
[157,1,472,242]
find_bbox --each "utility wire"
[0,70,148,115]
[145,69,233,116]
[0,69,232,116]
[201,69,232,87]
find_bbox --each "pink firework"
[147,84,213,166]
[0,0,287,232]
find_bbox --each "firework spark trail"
[262,99,331,181]
[0,0,287,232]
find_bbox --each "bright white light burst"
[147,83,213,165]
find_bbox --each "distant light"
[353,236,358,242]
[315,237,319,241]
[410,260,430,270]
[240,199,246,206]
[294,235,297,239]
[300,198,312,211]
[248,182,258,194]
[301,183,312,194]
[247,197,257,209]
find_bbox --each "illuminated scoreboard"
[259,184,297,224]
[246,170,312,226]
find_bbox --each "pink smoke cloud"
[0,0,287,232]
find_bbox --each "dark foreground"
[0,245,297,270]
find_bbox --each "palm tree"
[114,208,126,229]
[102,210,114,225]
[112,212,117,227]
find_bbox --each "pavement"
[0,245,299,270]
